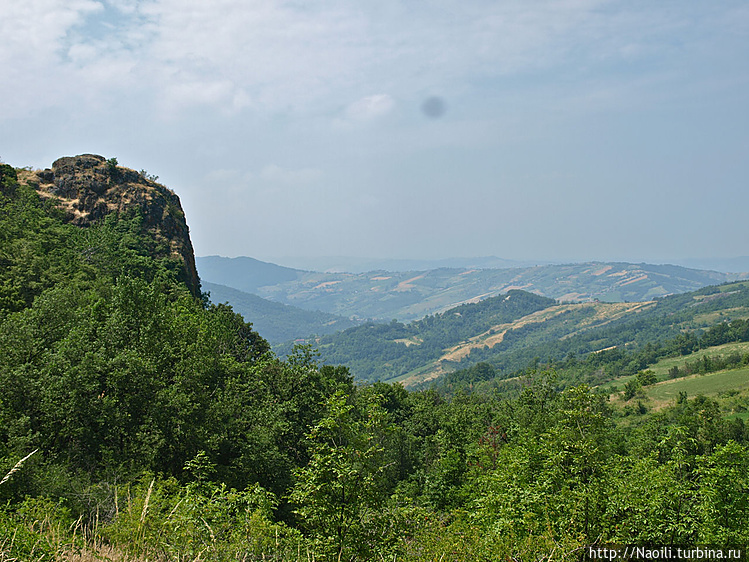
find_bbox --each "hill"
[434,280,749,393]
[198,256,746,322]
[19,154,200,297]
[203,281,357,344]
[280,290,556,382]
[304,280,749,385]
[197,255,303,293]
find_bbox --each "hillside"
[434,280,749,393]
[203,281,357,344]
[197,255,303,293]
[198,255,746,321]
[305,280,749,385]
[281,290,556,382]
[20,154,200,296]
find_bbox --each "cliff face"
[20,154,201,297]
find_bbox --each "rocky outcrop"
[22,154,201,297]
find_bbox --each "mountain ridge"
[197,255,748,322]
[301,280,749,386]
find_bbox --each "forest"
[1,162,749,561]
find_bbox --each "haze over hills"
[258,255,545,273]
[202,281,357,344]
[671,257,749,274]
[198,255,303,293]
[197,255,748,322]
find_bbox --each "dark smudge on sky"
[421,96,446,118]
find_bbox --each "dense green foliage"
[2,166,749,560]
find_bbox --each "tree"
[289,390,392,561]
[697,441,749,543]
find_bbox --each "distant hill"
[197,255,304,293]
[203,281,356,344]
[197,256,748,322]
[278,290,556,382]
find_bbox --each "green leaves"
[697,441,749,543]
[289,390,394,560]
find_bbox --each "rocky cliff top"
[19,154,200,297]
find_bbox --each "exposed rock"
[20,154,201,298]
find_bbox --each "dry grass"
[0,450,38,487]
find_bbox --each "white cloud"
[332,94,396,129]
[344,94,395,121]
[2,0,735,121]
[0,0,105,117]
[0,0,103,63]
[161,78,251,115]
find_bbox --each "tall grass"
[0,450,38,487]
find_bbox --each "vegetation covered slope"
[2,158,749,561]
[303,279,749,386]
[20,154,201,297]
[283,290,557,382]
[437,284,749,398]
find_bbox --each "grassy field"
[598,341,749,395]
[645,365,749,405]
[648,341,749,380]
[606,363,749,414]
[601,341,749,414]
[693,306,749,325]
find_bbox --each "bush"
[102,474,302,561]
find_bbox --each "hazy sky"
[2,0,748,263]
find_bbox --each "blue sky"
[2,0,747,264]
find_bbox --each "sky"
[2,0,748,265]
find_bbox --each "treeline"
[669,351,749,379]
